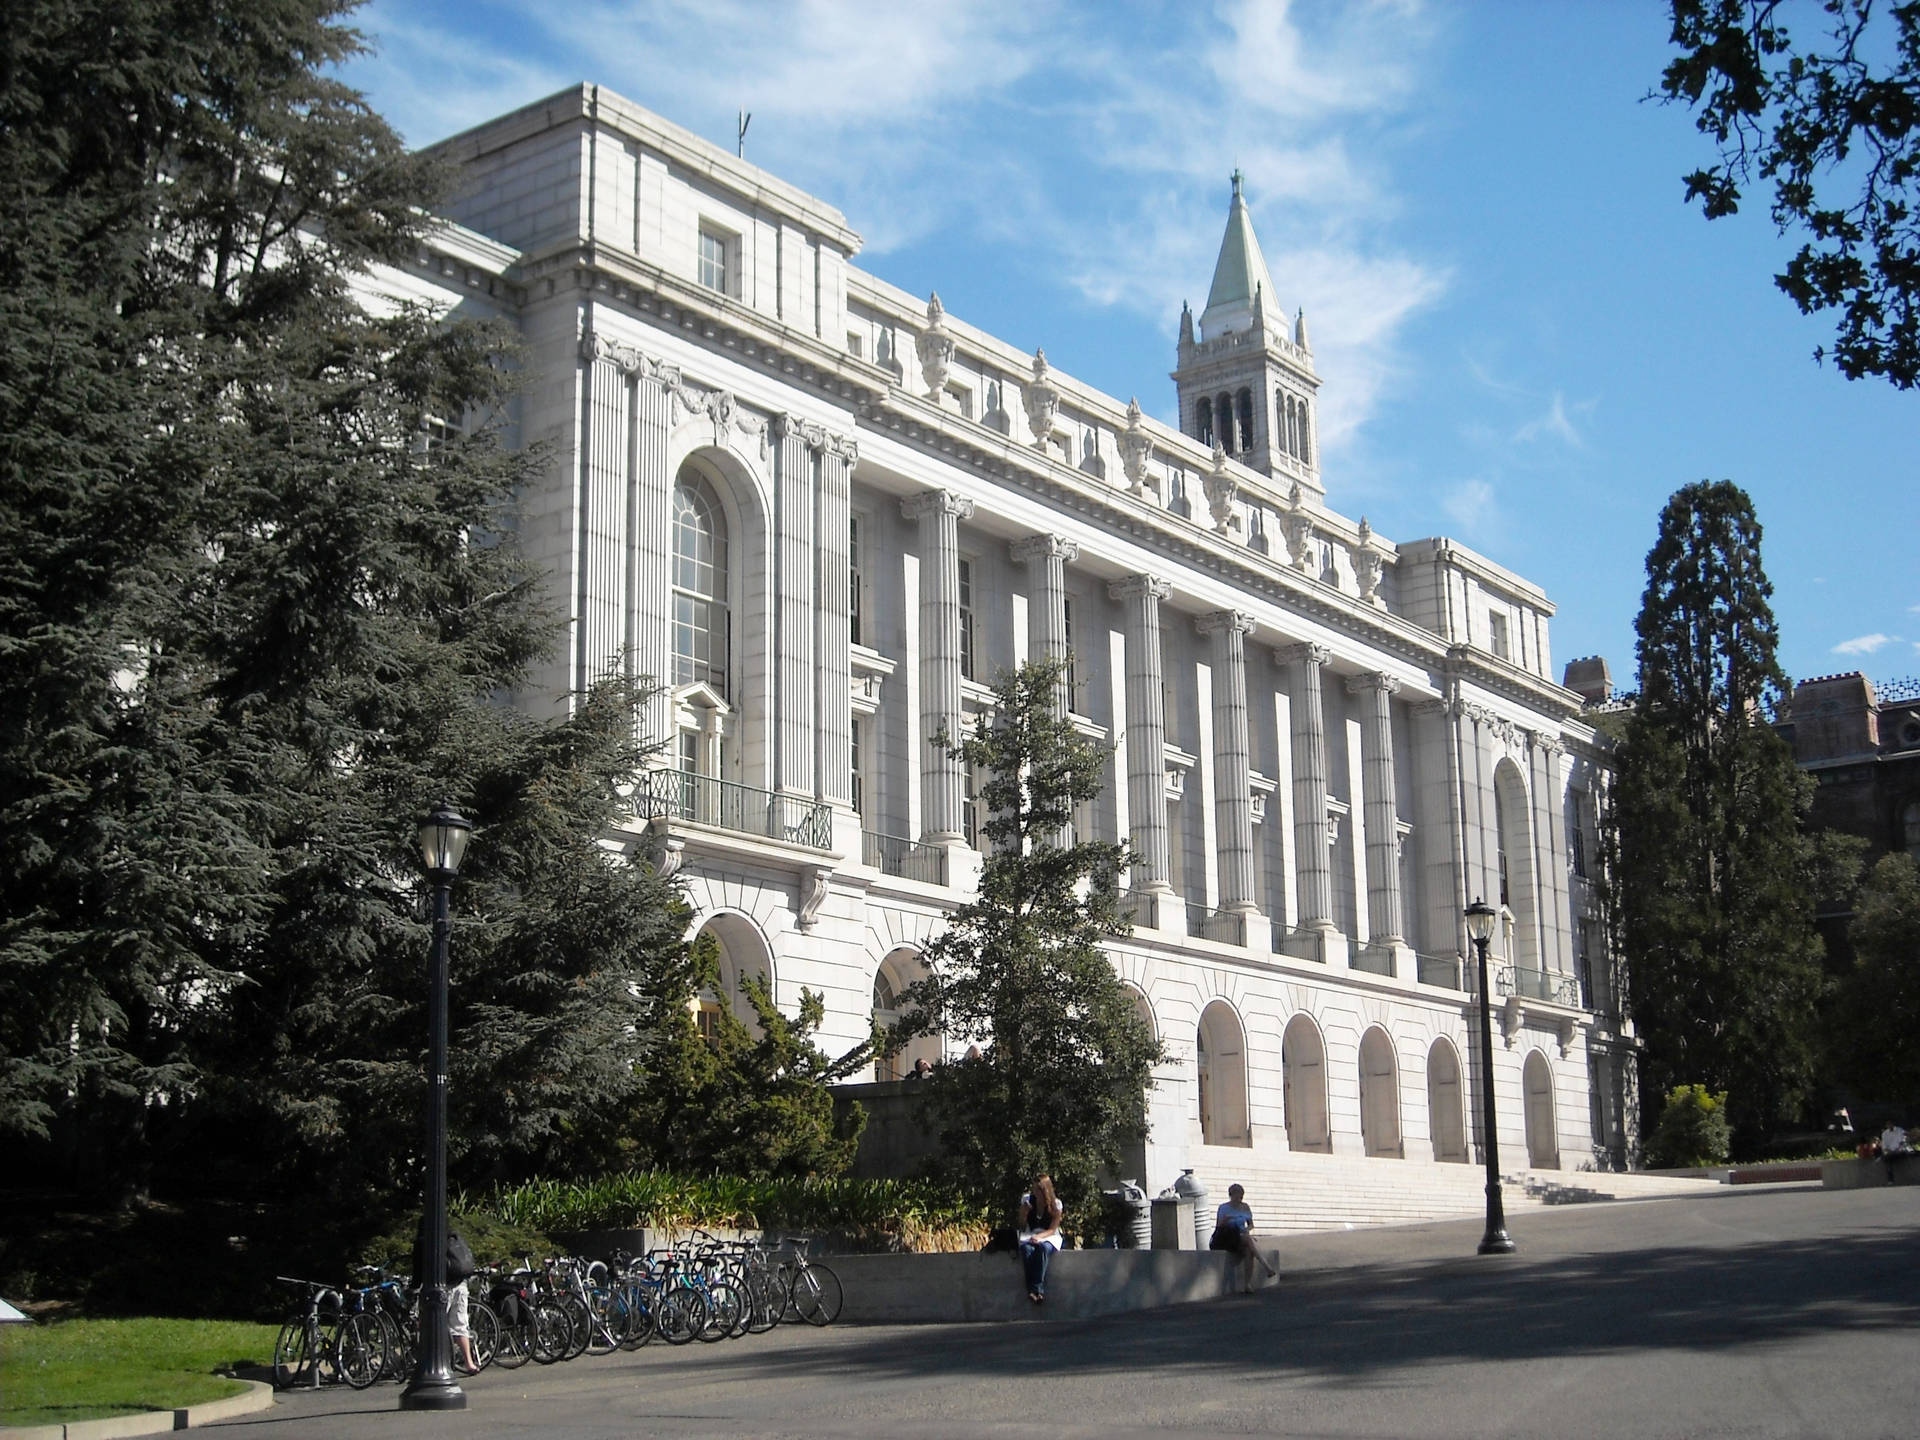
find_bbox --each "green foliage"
[1607,482,1828,1144]
[352,1207,555,1274]
[1644,1084,1733,1169]
[630,933,872,1179]
[473,1170,990,1253]
[898,658,1163,1220]
[1828,854,1920,1107]
[0,1317,277,1427]
[1661,0,1920,386]
[0,0,689,1212]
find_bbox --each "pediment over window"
[674,679,730,714]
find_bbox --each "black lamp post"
[401,802,472,1412]
[1465,897,1516,1256]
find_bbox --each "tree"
[1607,481,1829,1146]
[632,932,873,1179]
[897,658,1163,1221]
[1828,853,1920,1107]
[0,1,686,1210]
[1661,0,1920,386]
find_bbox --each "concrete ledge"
[0,1379,272,1440]
[1824,1156,1920,1189]
[830,1247,1276,1324]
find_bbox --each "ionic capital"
[1108,574,1171,604]
[1276,641,1332,670]
[1010,533,1079,565]
[1197,609,1257,637]
[900,489,975,523]
[1344,671,1401,698]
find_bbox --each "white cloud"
[1513,392,1586,447]
[347,0,1447,457]
[1834,633,1899,656]
[1442,477,1496,539]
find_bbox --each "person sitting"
[1881,1122,1911,1183]
[1017,1174,1064,1304]
[1208,1183,1277,1291]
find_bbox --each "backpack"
[446,1231,478,1282]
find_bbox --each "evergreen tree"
[0,1,686,1208]
[897,658,1162,1220]
[1608,481,1827,1145]
[1828,854,1920,1110]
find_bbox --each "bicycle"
[775,1237,842,1326]
[271,1277,346,1391]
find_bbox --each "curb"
[0,1378,274,1440]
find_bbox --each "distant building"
[379,83,1638,1189]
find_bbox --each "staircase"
[1186,1145,1723,1233]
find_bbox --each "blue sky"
[345,0,1917,694]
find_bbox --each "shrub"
[1644,1084,1732,1168]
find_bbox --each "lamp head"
[417,801,472,878]
[1464,897,1497,945]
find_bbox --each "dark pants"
[1019,1241,1053,1296]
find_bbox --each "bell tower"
[1172,171,1323,498]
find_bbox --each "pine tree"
[1608,481,1827,1146]
[0,1,687,1208]
[897,658,1162,1219]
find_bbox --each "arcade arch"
[1357,1026,1403,1158]
[1523,1050,1559,1168]
[1427,1038,1468,1163]
[1196,1001,1249,1147]
[872,949,940,1082]
[1281,1014,1330,1153]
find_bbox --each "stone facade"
[388,83,1635,1189]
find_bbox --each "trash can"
[1173,1168,1210,1250]
[1102,1179,1150,1249]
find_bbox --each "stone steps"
[1183,1148,1723,1233]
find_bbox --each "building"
[383,83,1636,1195]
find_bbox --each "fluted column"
[815,433,858,807]
[1012,533,1077,715]
[1279,642,1334,928]
[1200,610,1258,914]
[1531,734,1569,979]
[1346,672,1405,945]
[1109,574,1173,894]
[771,415,819,798]
[903,490,974,842]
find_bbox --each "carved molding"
[900,489,976,523]
[1109,573,1171,604]
[1345,671,1401,698]
[1197,608,1256,637]
[797,863,833,930]
[580,329,771,456]
[1010,533,1079,565]
[1276,641,1332,669]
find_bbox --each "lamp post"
[1465,897,1515,1256]
[401,802,472,1412]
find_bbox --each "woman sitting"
[1017,1175,1064,1304]
[1208,1183,1277,1291]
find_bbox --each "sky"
[343,0,1918,695]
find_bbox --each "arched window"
[1523,1051,1559,1168]
[1216,392,1233,449]
[1196,396,1214,445]
[672,469,729,698]
[1298,401,1312,465]
[1197,1001,1249,1146]
[1358,1027,1403,1158]
[1236,388,1254,452]
[986,379,1001,414]
[1281,1014,1330,1152]
[873,950,939,1081]
[1427,1038,1468,1163]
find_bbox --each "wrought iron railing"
[636,770,833,851]
[1186,903,1247,946]
[1416,952,1463,990]
[860,829,948,886]
[1273,921,1328,961]
[1350,947,1395,978]
[1496,963,1582,1007]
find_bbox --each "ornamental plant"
[1644,1083,1732,1169]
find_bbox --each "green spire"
[1199,171,1278,340]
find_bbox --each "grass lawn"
[0,1316,278,1427]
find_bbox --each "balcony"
[1186,903,1248,946]
[1415,952,1463,990]
[1496,963,1581,1008]
[1350,947,1396,978]
[860,829,948,886]
[1272,921,1329,961]
[636,770,833,851]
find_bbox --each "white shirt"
[1020,1192,1064,1249]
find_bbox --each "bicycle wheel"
[742,1271,779,1334]
[374,1310,410,1382]
[696,1280,742,1343]
[273,1317,315,1390]
[790,1262,842,1326]
[491,1303,533,1369]
[529,1300,572,1365]
[467,1298,500,1372]
[655,1286,708,1346]
[555,1294,592,1360]
[584,1290,620,1356]
[335,1313,382,1390]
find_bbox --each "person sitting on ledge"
[1881,1122,1912,1183]
[1017,1174,1064,1305]
[1209,1183,1277,1292]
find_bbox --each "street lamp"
[1465,897,1516,1256]
[401,801,472,1412]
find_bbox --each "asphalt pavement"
[215,1184,1920,1440]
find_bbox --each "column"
[1278,642,1334,929]
[902,490,974,843]
[814,433,858,808]
[1531,733,1569,980]
[1413,696,1466,961]
[1199,610,1258,915]
[1109,574,1173,895]
[1346,672,1405,945]
[771,415,818,798]
[1011,533,1077,715]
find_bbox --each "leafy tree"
[1828,853,1920,1107]
[1644,1083,1733,1168]
[1661,0,1920,386]
[897,658,1163,1221]
[1607,481,1828,1145]
[633,933,872,1179]
[0,0,685,1210]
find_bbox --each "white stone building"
[393,84,1636,1201]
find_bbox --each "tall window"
[1196,397,1214,446]
[672,470,729,696]
[698,225,733,294]
[851,720,866,820]
[958,557,977,681]
[849,514,864,646]
[1494,786,1512,908]
[1062,597,1076,703]
[1488,611,1511,662]
[962,762,983,849]
[1236,388,1254,451]
[1570,790,1589,878]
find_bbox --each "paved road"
[219,1185,1920,1439]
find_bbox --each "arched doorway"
[872,949,939,1081]
[1281,1014,1330,1153]
[1523,1050,1559,1169]
[690,912,775,1040]
[1427,1038,1468,1163]
[1358,1027,1403,1158]
[1196,1001,1249,1147]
